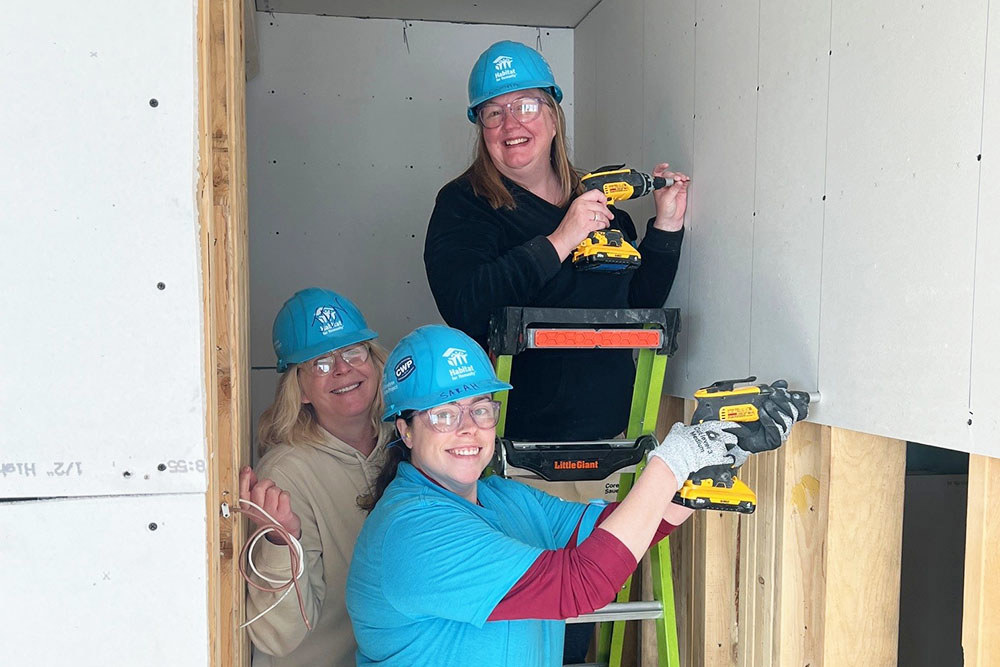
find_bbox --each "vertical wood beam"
[198,0,250,666]
[819,427,905,666]
[963,454,1000,667]
[774,421,825,667]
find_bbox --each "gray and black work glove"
[728,380,809,454]
[648,421,742,485]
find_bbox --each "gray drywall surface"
[246,14,574,443]
[575,0,999,457]
[0,2,209,662]
[0,3,206,496]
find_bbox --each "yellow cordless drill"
[573,164,674,272]
[674,377,811,514]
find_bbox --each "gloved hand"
[728,380,809,454]
[648,421,742,486]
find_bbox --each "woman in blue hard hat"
[424,39,689,445]
[239,287,394,667]
[346,325,800,666]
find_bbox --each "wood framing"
[963,454,1000,666]
[659,388,907,667]
[819,427,905,665]
[198,0,251,666]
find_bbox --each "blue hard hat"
[272,287,378,373]
[466,40,563,123]
[382,325,512,421]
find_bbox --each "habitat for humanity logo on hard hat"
[493,55,516,82]
[442,347,475,380]
[312,305,344,336]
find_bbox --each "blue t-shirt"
[346,462,606,666]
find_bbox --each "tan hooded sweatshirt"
[246,424,391,667]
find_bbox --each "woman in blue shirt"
[346,325,803,666]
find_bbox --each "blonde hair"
[257,341,389,456]
[462,90,583,210]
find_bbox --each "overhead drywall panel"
[256,0,598,28]
[643,0,695,392]
[971,5,1000,455]
[818,0,984,449]
[680,1,759,390]
[247,15,574,371]
[749,0,829,408]
[0,2,206,497]
[0,494,208,666]
[572,0,644,170]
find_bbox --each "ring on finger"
[592,212,599,222]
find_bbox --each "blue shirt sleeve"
[378,500,544,628]
[509,481,607,545]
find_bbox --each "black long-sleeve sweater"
[424,176,683,441]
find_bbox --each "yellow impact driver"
[674,377,811,514]
[574,164,674,273]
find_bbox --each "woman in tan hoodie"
[239,287,393,667]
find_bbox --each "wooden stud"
[963,454,1000,667]
[774,421,825,667]
[198,0,250,666]
[820,426,905,666]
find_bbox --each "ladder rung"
[565,601,663,624]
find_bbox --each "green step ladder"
[488,307,682,667]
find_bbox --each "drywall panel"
[678,1,759,390]
[0,494,208,666]
[642,0,696,395]
[257,0,597,28]
[572,0,644,171]
[748,0,828,408]
[970,1,1000,455]
[0,3,206,497]
[818,0,985,449]
[247,15,574,371]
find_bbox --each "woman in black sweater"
[424,40,690,443]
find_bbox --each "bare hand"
[239,466,302,544]
[546,189,613,260]
[651,163,690,232]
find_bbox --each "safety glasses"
[303,343,370,376]
[476,96,548,129]
[419,400,501,433]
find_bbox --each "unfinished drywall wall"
[1,494,209,665]
[576,0,998,458]
[246,14,574,434]
[0,3,207,497]
[0,2,209,664]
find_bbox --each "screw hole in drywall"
[156,282,166,290]
[149,98,159,107]
[977,154,982,161]
[157,463,167,471]
[123,471,132,478]
[148,522,158,531]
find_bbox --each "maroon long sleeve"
[488,503,677,621]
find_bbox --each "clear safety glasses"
[476,96,548,129]
[419,400,501,433]
[303,343,370,376]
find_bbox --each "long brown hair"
[462,90,583,210]
[256,341,390,456]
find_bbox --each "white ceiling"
[256,0,601,28]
